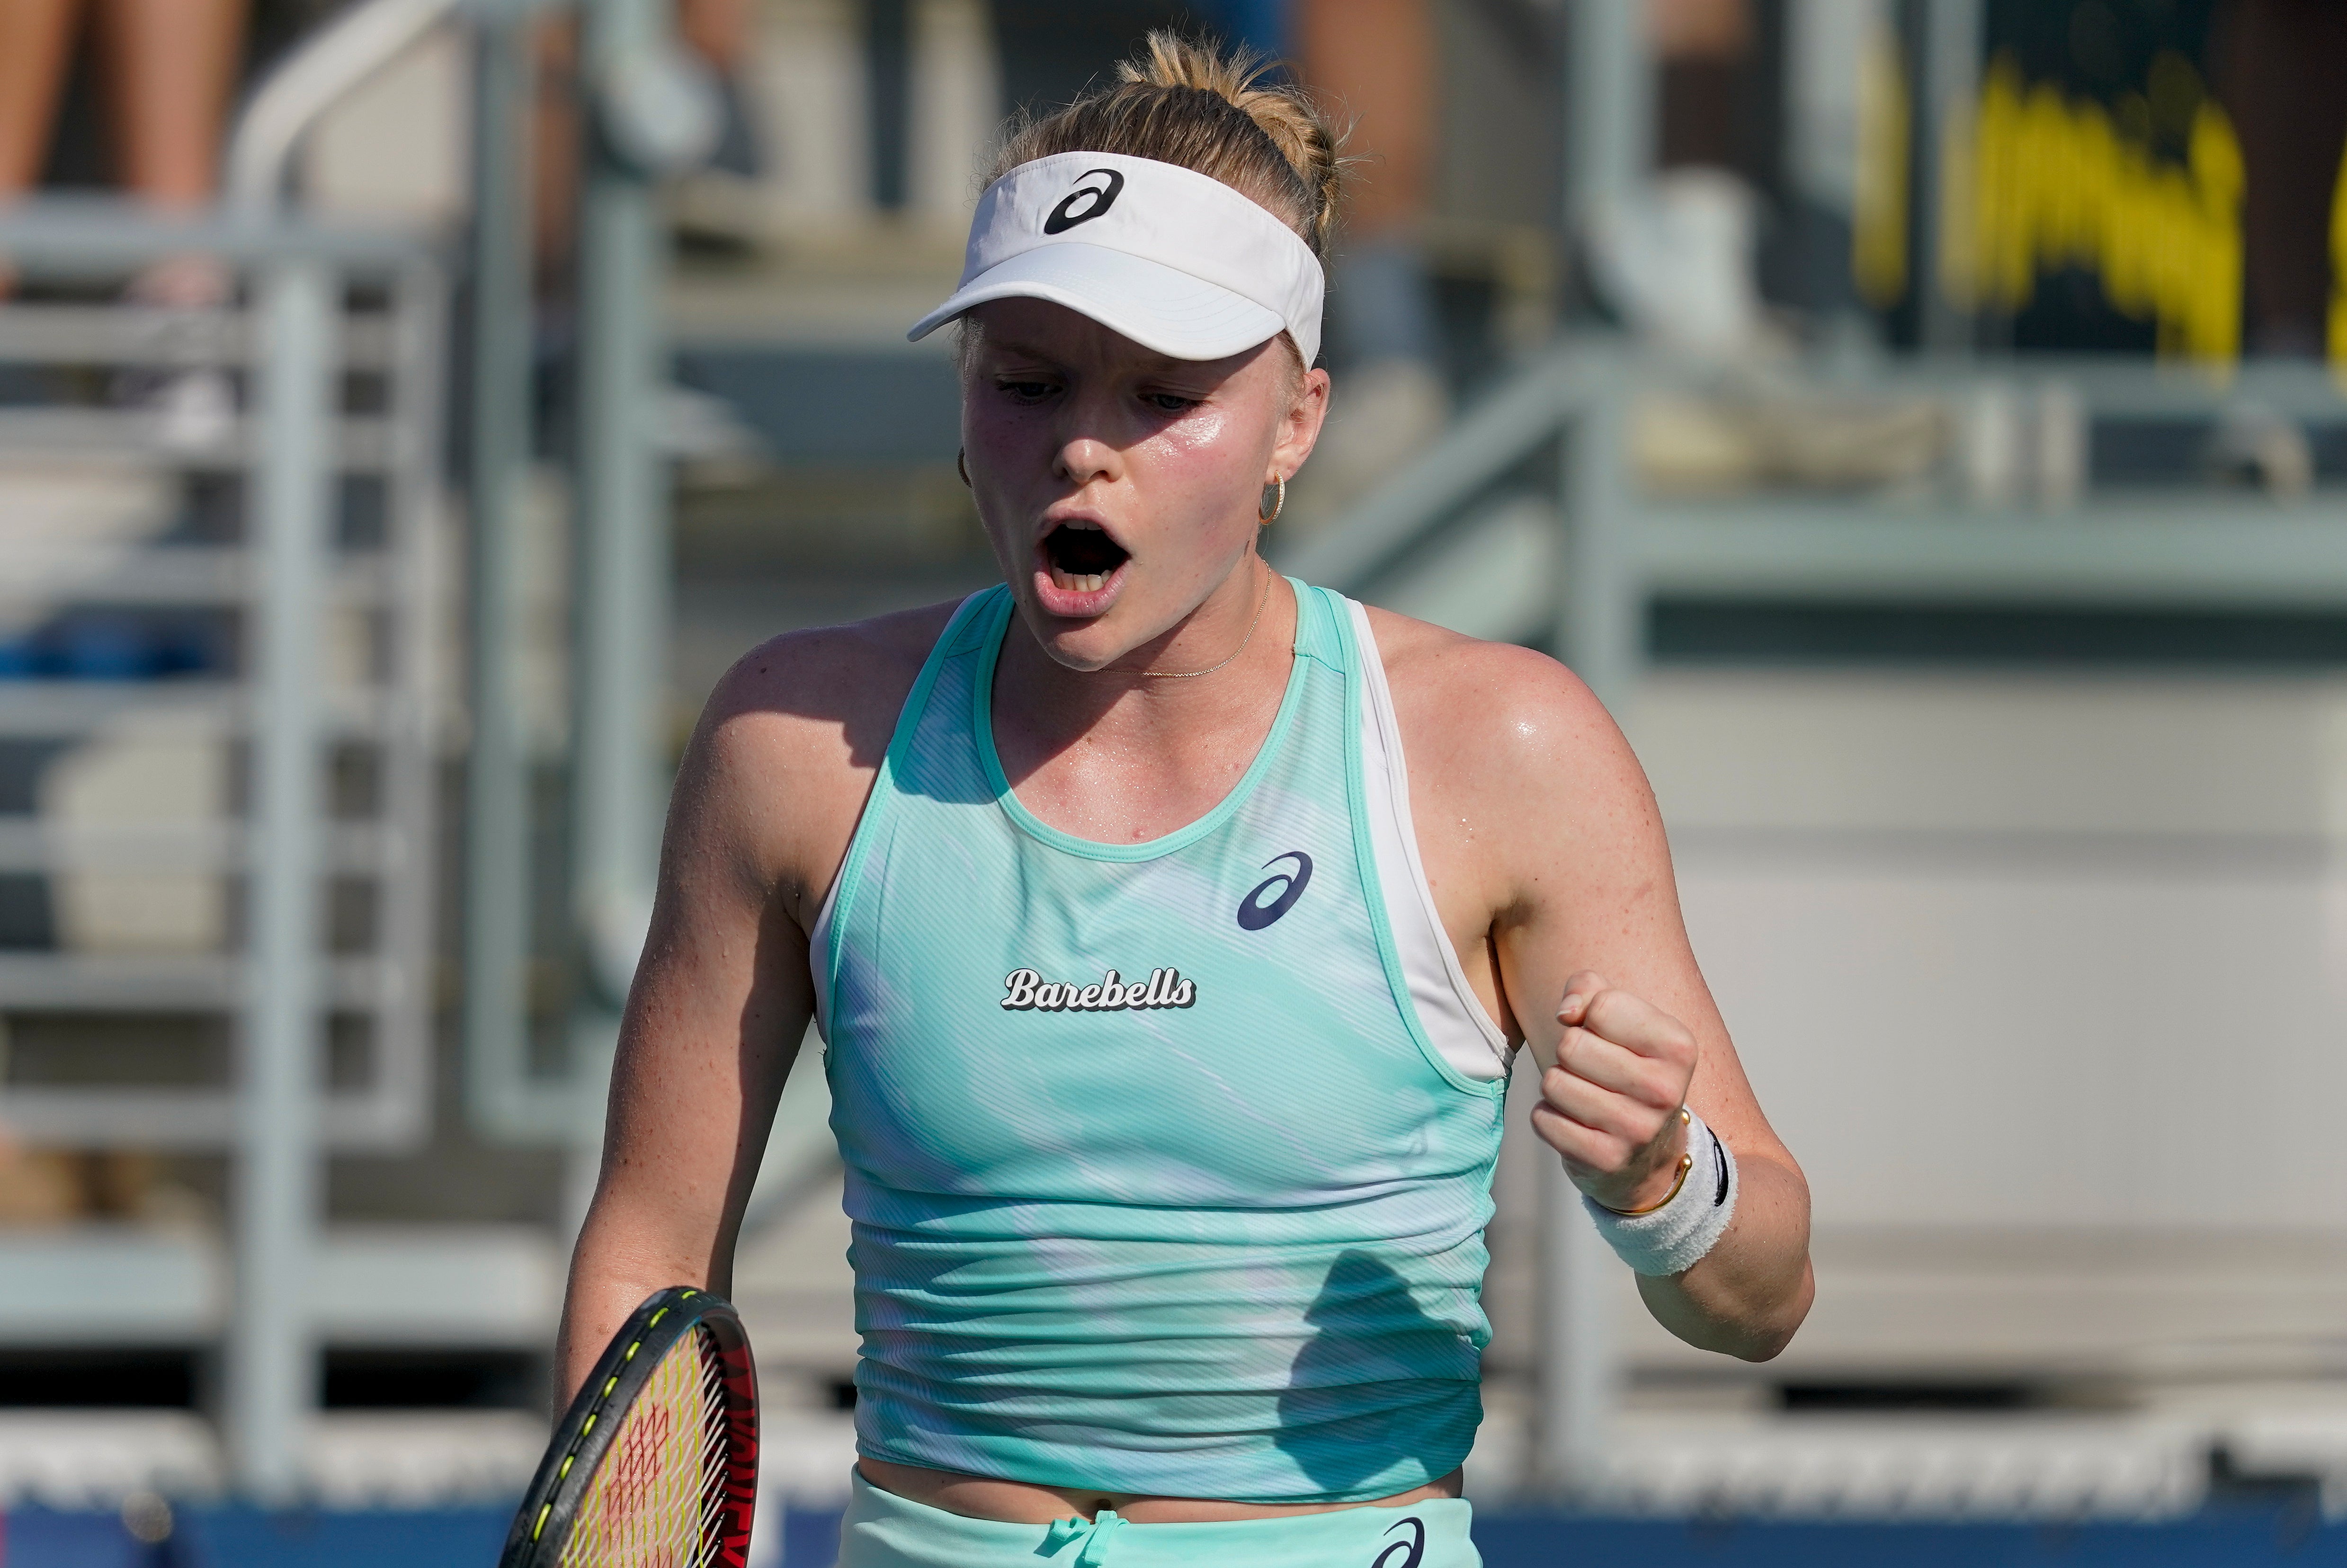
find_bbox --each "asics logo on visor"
[1042,167,1127,234]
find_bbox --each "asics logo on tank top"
[1041,167,1127,233]
[1374,1517,1427,1568]
[1000,967,1195,1011]
[1236,851,1313,930]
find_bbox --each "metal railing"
[0,0,703,1501]
[462,0,713,1181]
[0,206,446,1503]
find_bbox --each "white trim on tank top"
[1348,600,1514,1081]
[811,878,837,1045]
[807,596,1514,1079]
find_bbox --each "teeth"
[1047,567,1110,593]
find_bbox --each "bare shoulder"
[1358,604,1641,800]
[701,599,960,748]
[1358,602,1671,955]
[677,599,964,922]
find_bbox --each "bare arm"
[553,684,813,1404]
[551,608,948,1404]
[1404,635,1813,1360]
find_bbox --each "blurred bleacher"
[1,0,2347,1560]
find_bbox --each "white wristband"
[1581,1107,1738,1277]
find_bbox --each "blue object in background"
[764,1506,2347,1568]
[1,1510,154,1568]
[12,1503,2338,1566]
[1469,1512,2346,1566]
[0,1506,512,1568]
[1193,0,1289,60]
[174,1506,511,1567]
[781,1505,851,1566]
[56,615,153,680]
[0,610,230,682]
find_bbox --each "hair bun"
[1118,34,1343,256]
[990,31,1344,262]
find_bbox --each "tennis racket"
[499,1286,759,1568]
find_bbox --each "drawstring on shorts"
[1042,1508,1127,1567]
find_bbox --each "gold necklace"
[1137,561,1274,679]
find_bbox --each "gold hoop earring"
[1258,473,1285,526]
[957,449,971,488]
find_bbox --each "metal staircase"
[0,261,444,1153]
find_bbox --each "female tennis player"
[557,35,1812,1567]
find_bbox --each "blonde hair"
[987,32,1345,264]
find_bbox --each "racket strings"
[560,1324,730,1568]
[691,1342,734,1550]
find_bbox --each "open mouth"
[1039,522,1130,594]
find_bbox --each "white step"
[0,1224,562,1347]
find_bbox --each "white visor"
[908,151,1324,367]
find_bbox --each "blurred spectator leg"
[532,1,763,283]
[95,0,250,448]
[533,13,581,297]
[96,0,247,313]
[531,4,765,466]
[2212,0,2347,358]
[678,0,752,71]
[1651,0,1752,172]
[0,0,78,194]
[1292,0,1449,528]
[0,0,83,297]
[95,0,247,214]
[1584,0,1776,360]
[672,0,766,248]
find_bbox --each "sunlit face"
[958,297,1328,673]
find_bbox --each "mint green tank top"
[815,580,1508,1504]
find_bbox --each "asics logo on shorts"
[1237,851,1312,930]
[1373,1516,1426,1568]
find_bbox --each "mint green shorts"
[835,1473,1481,1568]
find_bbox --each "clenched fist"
[1529,970,1701,1212]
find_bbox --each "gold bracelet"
[1595,1107,1694,1217]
